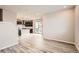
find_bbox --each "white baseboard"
[44,38,74,45]
[0,42,18,50]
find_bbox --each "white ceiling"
[0,5,74,19]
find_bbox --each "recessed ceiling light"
[64,6,67,8]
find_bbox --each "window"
[35,19,42,34]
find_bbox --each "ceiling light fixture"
[64,6,67,8]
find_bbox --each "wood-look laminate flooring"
[0,34,78,53]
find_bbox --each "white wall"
[75,6,79,50]
[42,8,74,44]
[0,22,18,50]
[0,9,18,50]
